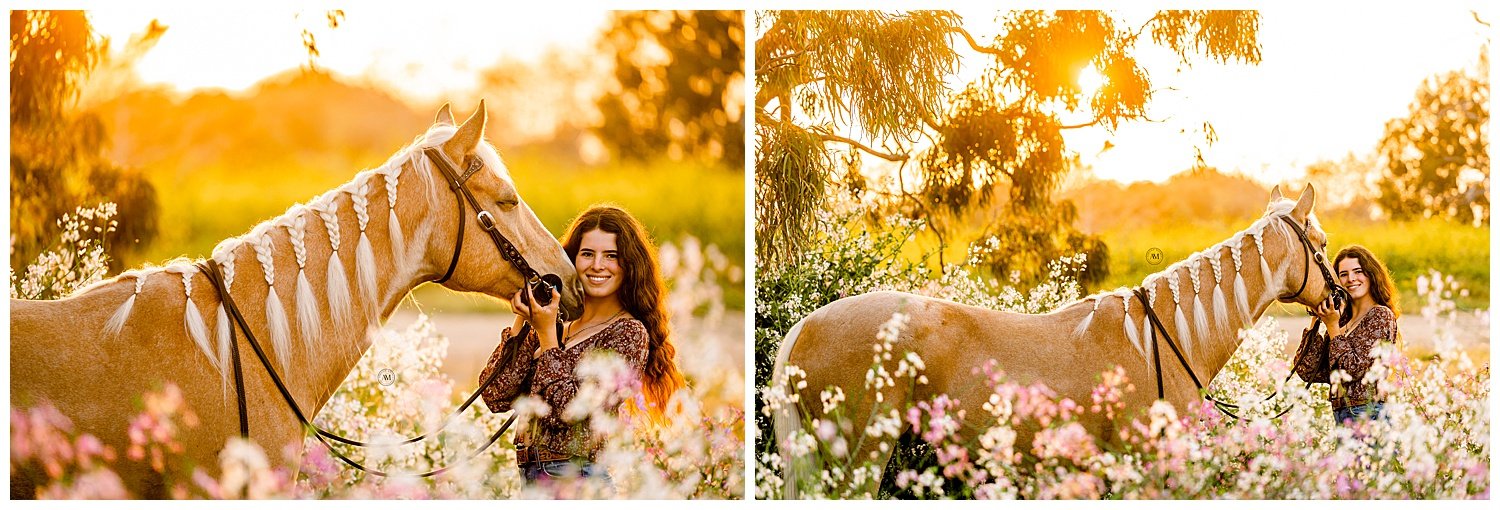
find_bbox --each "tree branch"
[1127,12,1169,44]
[757,110,911,162]
[755,50,807,75]
[817,130,908,162]
[1059,117,1103,130]
[950,26,1003,57]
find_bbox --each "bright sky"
[959,6,1491,185]
[87,7,1490,186]
[87,7,609,105]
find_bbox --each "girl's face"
[575,229,623,300]
[1337,256,1371,302]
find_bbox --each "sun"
[1077,65,1106,98]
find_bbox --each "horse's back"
[786,291,1080,410]
[11,285,230,496]
[788,292,976,394]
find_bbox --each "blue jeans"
[520,459,610,485]
[1334,402,1385,424]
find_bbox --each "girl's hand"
[509,290,533,323]
[507,290,531,338]
[529,282,561,327]
[1311,297,1341,335]
[530,283,562,356]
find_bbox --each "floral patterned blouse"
[1294,305,1398,409]
[479,317,648,459]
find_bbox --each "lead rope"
[196,259,519,477]
[200,261,250,438]
[1133,286,1299,421]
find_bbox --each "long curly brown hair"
[561,205,685,421]
[1333,244,1400,320]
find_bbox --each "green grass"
[504,153,745,269]
[1099,216,1489,311]
[881,212,1487,313]
[132,153,745,311]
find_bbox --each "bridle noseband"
[1134,213,1343,420]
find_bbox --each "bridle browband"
[191,146,561,477]
[1133,213,1342,420]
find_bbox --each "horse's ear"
[435,103,455,125]
[1293,184,1316,218]
[1269,185,1283,202]
[443,100,487,160]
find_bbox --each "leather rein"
[193,147,552,477]
[1132,214,1344,420]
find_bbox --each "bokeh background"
[11,8,745,408]
[751,9,1488,497]
[754,8,1488,323]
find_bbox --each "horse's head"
[1267,184,1342,310]
[421,101,583,320]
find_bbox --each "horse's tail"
[772,314,811,499]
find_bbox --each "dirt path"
[1270,311,1490,360]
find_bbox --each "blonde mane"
[87,122,513,385]
[1071,198,1313,363]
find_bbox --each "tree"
[1376,46,1489,225]
[595,10,744,166]
[10,11,159,273]
[755,10,1262,287]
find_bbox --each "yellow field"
[1100,215,1489,310]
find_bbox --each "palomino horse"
[771,186,1338,496]
[10,102,583,498]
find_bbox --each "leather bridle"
[1133,213,1343,420]
[423,147,555,292]
[193,146,564,477]
[1275,215,1348,310]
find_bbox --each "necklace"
[564,309,626,345]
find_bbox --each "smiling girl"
[478,205,685,486]
[1300,244,1401,424]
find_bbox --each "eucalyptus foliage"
[754,10,1262,287]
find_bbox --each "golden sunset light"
[1076,65,1105,102]
[12,8,745,499]
[86,8,607,105]
[9,4,1495,502]
[947,6,1492,186]
[751,9,1487,499]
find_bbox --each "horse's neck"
[1139,226,1293,387]
[284,160,441,410]
[160,158,439,413]
[1138,260,1279,385]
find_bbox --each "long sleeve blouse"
[1294,305,1398,409]
[479,317,649,458]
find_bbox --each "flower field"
[10,204,745,499]
[754,210,1489,499]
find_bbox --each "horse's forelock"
[1264,197,1297,217]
